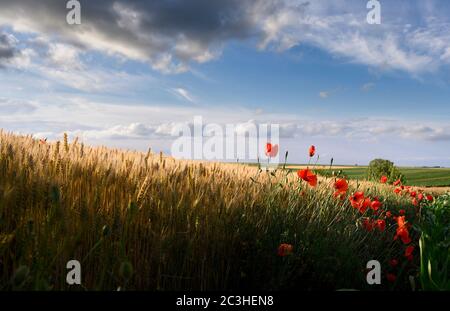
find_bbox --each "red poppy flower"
[398,215,407,224]
[351,191,365,201]
[417,193,424,202]
[386,211,392,218]
[426,195,434,202]
[393,179,402,187]
[412,198,418,206]
[387,273,397,283]
[405,248,414,261]
[371,199,382,211]
[334,179,348,198]
[277,243,293,257]
[298,169,318,187]
[405,245,414,257]
[389,259,399,268]
[362,218,374,232]
[380,176,388,184]
[399,209,405,216]
[308,145,316,157]
[410,191,417,198]
[394,216,412,245]
[375,219,386,232]
[361,198,371,213]
[349,191,363,208]
[394,188,402,195]
[349,192,371,213]
[265,143,279,158]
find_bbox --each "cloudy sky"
[1,0,450,166]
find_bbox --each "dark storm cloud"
[0,32,17,62]
[0,0,306,72]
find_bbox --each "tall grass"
[419,194,450,290]
[0,130,422,290]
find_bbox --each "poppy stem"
[282,151,288,171]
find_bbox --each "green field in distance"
[314,167,450,187]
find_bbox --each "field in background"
[312,167,450,187]
[247,163,450,188]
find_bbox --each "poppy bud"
[309,145,316,157]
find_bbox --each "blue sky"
[1,0,450,166]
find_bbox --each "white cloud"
[0,34,158,93]
[1,94,448,168]
[319,91,329,98]
[257,1,450,74]
[2,0,450,75]
[319,87,342,99]
[171,88,195,103]
[46,43,83,71]
[39,118,450,147]
[361,82,375,92]
[67,123,156,140]
[0,31,33,68]
[0,98,37,114]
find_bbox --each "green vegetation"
[367,159,404,184]
[419,194,450,290]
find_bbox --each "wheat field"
[0,130,425,290]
